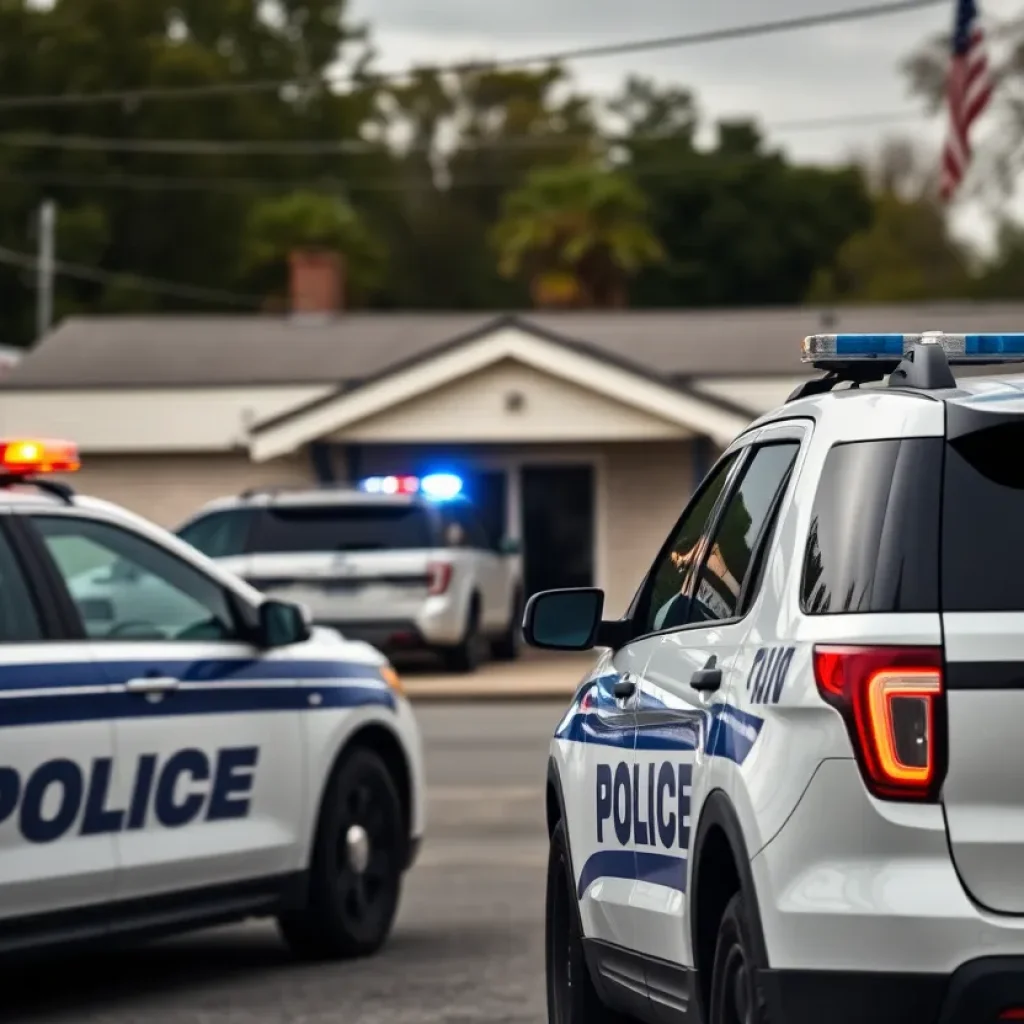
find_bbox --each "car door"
[0,516,118,924]
[567,450,745,972]
[26,509,306,902]
[628,426,804,977]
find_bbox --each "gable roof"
[7,302,1024,390]
[248,323,752,461]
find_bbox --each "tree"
[491,163,664,308]
[0,0,380,341]
[611,81,872,308]
[808,138,972,302]
[240,190,386,307]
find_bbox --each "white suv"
[527,332,1024,1024]
[176,481,524,672]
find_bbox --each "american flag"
[940,0,994,201]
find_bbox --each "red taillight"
[427,561,453,595]
[999,1011,1024,1021]
[812,645,946,802]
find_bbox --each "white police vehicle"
[175,474,524,672]
[0,439,424,960]
[527,332,1024,1024]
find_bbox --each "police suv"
[176,474,524,672]
[0,439,424,960]
[527,332,1024,1024]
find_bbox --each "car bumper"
[762,957,1024,1024]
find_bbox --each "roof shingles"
[6,304,1024,389]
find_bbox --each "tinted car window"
[178,509,255,558]
[0,529,43,642]
[801,438,941,615]
[638,453,738,635]
[35,516,239,642]
[690,442,799,624]
[248,504,435,553]
[943,418,1024,611]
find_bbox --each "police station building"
[3,276,1020,617]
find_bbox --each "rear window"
[248,504,436,553]
[801,438,941,615]
[943,418,1024,611]
[178,509,256,558]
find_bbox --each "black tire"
[708,893,772,1024]
[442,596,483,673]
[490,589,523,662]
[546,821,632,1024]
[278,747,405,961]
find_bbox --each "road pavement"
[5,700,568,1024]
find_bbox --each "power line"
[0,117,930,197]
[0,245,262,306]
[0,109,929,156]
[0,0,948,111]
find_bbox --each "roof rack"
[787,332,1024,403]
[0,475,75,504]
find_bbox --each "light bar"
[421,473,463,500]
[359,475,419,495]
[358,472,464,500]
[0,438,80,475]
[802,332,1024,363]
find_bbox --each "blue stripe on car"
[576,850,688,899]
[0,659,395,726]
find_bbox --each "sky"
[349,0,1021,252]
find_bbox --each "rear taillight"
[427,561,453,595]
[812,645,946,802]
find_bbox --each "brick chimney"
[288,249,344,316]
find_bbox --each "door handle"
[613,676,636,700]
[691,655,722,694]
[125,675,180,695]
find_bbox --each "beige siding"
[66,453,313,528]
[602,441,695,617]
[334,359,689,443]
[350,439,696,619]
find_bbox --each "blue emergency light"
[802,332,1024,363]
[358,473,463,500]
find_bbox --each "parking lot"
[0,658,586,1024]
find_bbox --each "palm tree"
[491,163,664,308]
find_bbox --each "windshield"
[181,504,437,555]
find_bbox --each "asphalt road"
[5,701,564,1024]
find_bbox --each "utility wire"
[0,0,949,111]
[0,110,928,156]
[0,122,931,196]
[0,245,262,306]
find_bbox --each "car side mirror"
[522,588,608,651]
[498,537,521,556]
[258,599,311,648]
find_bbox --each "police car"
[175,475,524,672]
[527,332,1024,1024]
[0,439,424,960]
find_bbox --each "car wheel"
[278,747,405,960]
[547,821,631,1024]
[490,589,523,662]
[442,596,483,673]
[708,893,772,1024]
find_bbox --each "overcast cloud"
[350,0,1021,249]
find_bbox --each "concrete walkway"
[399,650,596,702]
